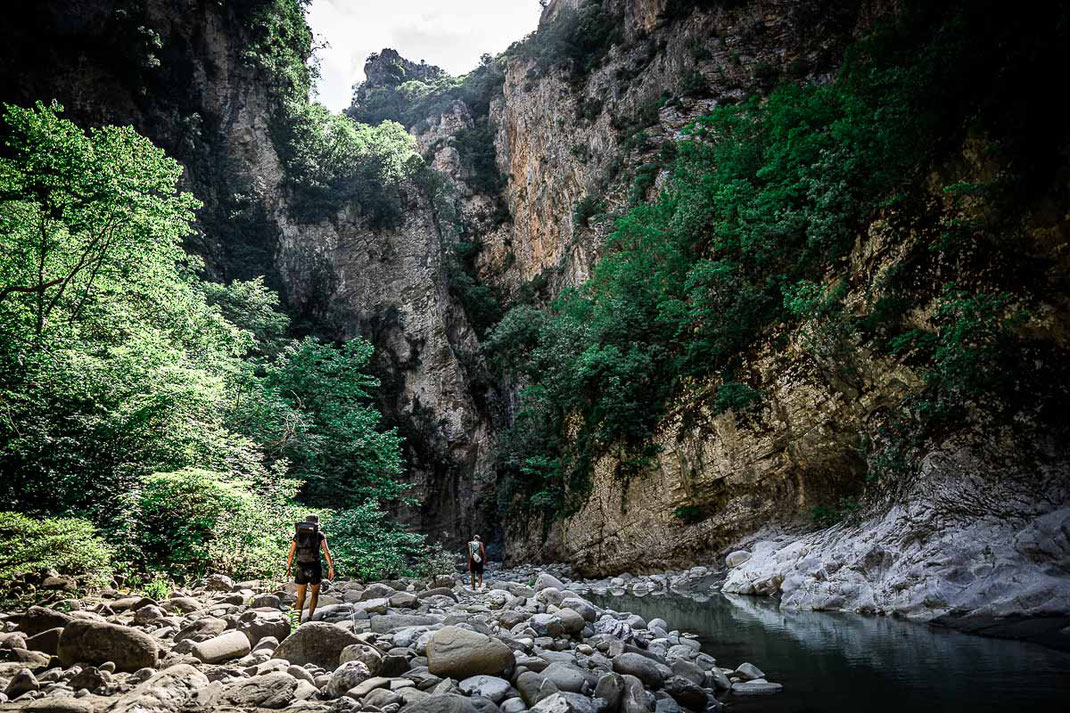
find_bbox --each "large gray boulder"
[57,619,158,672]
[106,664,207,713]
[174,616,226,643]
[272,622,361,668]
[399,693,502,712]
[340,643,384,675]
[370,614,441,633]
[426,626,515,679]
[25,627,64,656]
[191,630,252,664]
[555,608,586,636]
[613,653,664,689]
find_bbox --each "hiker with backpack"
[285,514,335,622]
[467,534,486,591]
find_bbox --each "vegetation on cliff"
[0,102,438,596]
[488,1,1070,521]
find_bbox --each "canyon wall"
[3,0,1068,621]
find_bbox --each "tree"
[0,101,200,341]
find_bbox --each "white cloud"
[307,0,543,112]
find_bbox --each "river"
[587,591,1070,712]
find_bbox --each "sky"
[307,0,544,112]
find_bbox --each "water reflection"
[588,592,1070,713]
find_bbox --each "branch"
[0,279,64,304]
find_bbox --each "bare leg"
[478,571,483,589]
[295,583,307,622]
[470,569,476,590]
[308,584,320,620]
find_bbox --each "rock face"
[57,620,158,672]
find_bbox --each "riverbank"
[0,569,778,712]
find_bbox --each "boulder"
[426,626,515,679]
[390,591,419,609]
[340,643,384,675]
[25,627,64,656]
[212,672,299,708]
[174,616,226,643]
[69,666,108,692]
[399,693,502,712]
[238,611,290,645]
[664,676,707,710]
[203,574,234,592]
[458,675,512,703]
[57,619,158,672]
[734,662,764,681]
[614,653,664,689]
[534,573,565,592]
[325,660,371,698]
[725,551,751,568]
[162,597,200,614]
[251,594,281,609]
[559,598,598,623]
[272,622,361,668]
[371,614,441,633]
[620,674,652,713]
[20,699,93,713]
[191,630,252,664]
[594,673,624,710]
[556,608,586,636]
[4,668,39,699]
[107,664,208,713]
[731,680,782,695]
[530,614,565,638]
[541,662,587,693]
[532,692,601,713]
[19,607,72,637]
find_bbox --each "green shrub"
[0,512,113,583]
[507,0,622,86]
[327,501,426,581]
[128,468,304,578]
[674,505,704,524]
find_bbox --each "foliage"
[254,337,407,508]
[486,0,1069,520]
[0,511,113,584]
[0,102,426,581]
[507,0,623,85]
[673,505,704,525]
[241,0,316,100]
[125,468,304,578]
[326,501,426,581]
[349,54,505,132]
[272,101,419,225]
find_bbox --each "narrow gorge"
[1,1,1069,710]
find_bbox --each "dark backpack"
[295,521,320,564]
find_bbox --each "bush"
[326,502,426,581]
[0,512,113,584]
[507,0,622,86]
[127,468,304,578]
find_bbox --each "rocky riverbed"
[0,568,781,712]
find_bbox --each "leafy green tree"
[0,101,200,340]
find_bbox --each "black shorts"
[470,558,484,575]
[295,562,322,585]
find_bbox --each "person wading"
[467,534,486,591]
[285,514,335,622]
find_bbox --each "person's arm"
[285,541,296,578]
[321,536,336,580]
[480,542,486,561]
